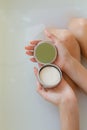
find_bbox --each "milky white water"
[1,6,87,130]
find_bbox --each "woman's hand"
[47,28,80,62]
[25,29,79,130]
[34,67,76,106]
[34,67,79,130]
[25,30,72,71]
[44,30,72,70]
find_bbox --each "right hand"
[34,67,77,106]
[25,29,72,70]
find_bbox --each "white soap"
[39,66,61,87]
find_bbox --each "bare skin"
[34,67,79,130]
[25,26,87,130]
[25,30,80,130]
[47,28,81,61]
[68,18,87,58]
[46,28,81,91]
[44,30,87,93]
[25,28,81,91]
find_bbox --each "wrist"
[59,89,77,109]
[58,91,79,130]
[63,54,74,73]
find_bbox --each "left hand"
[34,67,76,106]
[25,30,71,70]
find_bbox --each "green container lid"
[34,41,57,64]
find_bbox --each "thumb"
[45,29,66,51]
[45,29,61,44]
[34,67,38,80]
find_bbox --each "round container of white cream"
[38,64,62,88]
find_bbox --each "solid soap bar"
[34,41,57,64]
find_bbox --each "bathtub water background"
[1,0,87,130]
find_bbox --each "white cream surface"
[39,66,61,86]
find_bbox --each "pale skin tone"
[48,18,87,92]
[25,18,87,130]
[46,28,81,91]
[26,28,81,91]
[68,18,87,58]
[25,30,80,130]
[34,68,79,130]
[47,28,81,61]
[44,30,87,93]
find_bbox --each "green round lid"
[34,41,57,64]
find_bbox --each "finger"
[34,67,38,78]
[25,46,34,50]
[45,29,61,45]
[45,29,57,42]
[26,51,34,56]
[45,29,67,53]
[38,63,43,68]
[30,40,41,45]
[34,68,48,92]
[36,81,43,91]
[30,58,44,65]
[30,57,37,62]
[36,81,48,99]
[34,67,50,99]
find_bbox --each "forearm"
[63,72,77,91]
[59,95,79,130]
[65,56,87,93]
